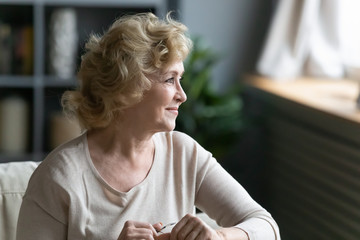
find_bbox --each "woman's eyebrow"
[166,70,184,76]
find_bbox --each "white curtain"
[256,0,360,81]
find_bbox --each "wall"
[176,0,277,202]
[180,0,275,91]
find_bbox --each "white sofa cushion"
[0,161,40,240]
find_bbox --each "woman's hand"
[117,221,161,240]
[169,214,223,240]
[161,214,249,240]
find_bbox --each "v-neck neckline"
[84,132,159,196]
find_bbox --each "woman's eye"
[166,77,175,84]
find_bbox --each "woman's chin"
[165,122,176,132]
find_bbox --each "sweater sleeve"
[193,146,280,239]
[16,156,71,240]
[17,197,67,240]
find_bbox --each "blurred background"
[0,0,275,184]
[1,0,360,239]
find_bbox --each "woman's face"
[127,61,187,133]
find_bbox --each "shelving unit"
[0,0,166,163]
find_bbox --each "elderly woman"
[17,12,280,240]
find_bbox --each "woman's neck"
[87,123,156,192]
[87,122,155,165]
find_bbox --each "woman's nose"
[176,83,187,103]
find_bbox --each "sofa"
[0,161,40,240]
[0,161,218,240]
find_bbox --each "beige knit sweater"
[17,131,280,240]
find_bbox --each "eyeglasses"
[157,222,176,234]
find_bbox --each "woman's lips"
[166,107,179,115]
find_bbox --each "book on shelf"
[0,22,33,75]
[0,22,12,74]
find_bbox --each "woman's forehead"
[162,61,184,75]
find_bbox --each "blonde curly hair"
[61,12,192,130]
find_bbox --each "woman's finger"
[131,221,158,235]
[170,214,204,240]
[119,227,155,240]
[153,222,163,232]
[130,229,156,239]
[118,220,159,240]
[157,232,171,240]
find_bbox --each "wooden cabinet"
[244,76,360,239]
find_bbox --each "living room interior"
[1,0,360,239]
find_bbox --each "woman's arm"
[17,198,67,240]
[194,159,280,240]
[216,227,249,240]
[167,214,249,240]
[169,131,279,239]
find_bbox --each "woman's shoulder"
[154,131,211,158]
[44,132,86,163]
[30,132,88,185]
[22,133,89,224]
[154,131,197,147]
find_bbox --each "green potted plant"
[176,37,244,160]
